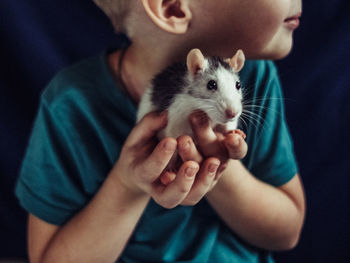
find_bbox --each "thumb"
[126,111,168,147]
[189,111,221,157]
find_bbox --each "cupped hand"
[154,110,248,206]
[189,110,248,162]
[175,135,221,205]
[110,112,205,209]
[110,110,247,209]
[164,111,248,205]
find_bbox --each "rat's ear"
[141,0,192,34]
[229,49,245,72]
[187,49,206,75]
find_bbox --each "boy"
[16,0,306,262]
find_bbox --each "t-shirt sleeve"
[15,92,92,226]
[15,55,136,226]
[243,61,299,187]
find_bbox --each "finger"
[160,170,176,185]
[232,129,246,139]
[152,161,199,209]
[142,137,177,181]
[126,111,167,147]
[189,111,222,157]
[224,133,248,160]
[216,161,228,179]
[181,158,220,206]
[177,135,203,163]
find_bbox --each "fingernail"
[185,167,196,177]
[181,140,191,150]
[208,163,219,173]
[164,140,176,151]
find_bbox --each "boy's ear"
[186,49,205,75]
[141,0,192,34]
[228,49,245,72]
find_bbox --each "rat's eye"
[207,80,217,91]
[236,81,241,90]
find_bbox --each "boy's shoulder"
[40,53,118,109]
[240,59,280,97]
[241,60,278,82]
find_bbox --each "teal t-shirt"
[15,52,298,263]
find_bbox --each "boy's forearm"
[206,160,305,251]
[40,172,150,263]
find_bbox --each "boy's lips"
[284,12,302,30]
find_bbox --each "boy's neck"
[109,44,176,104]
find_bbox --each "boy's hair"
[93,0,133,33]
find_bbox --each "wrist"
[206,160,245,198]
[108,166,151,202]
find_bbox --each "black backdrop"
[1,1,349,261]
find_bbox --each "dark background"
[1,0,349,261]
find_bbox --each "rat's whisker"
[239,116,249,130]
[242,113,265,129]
[241,111,265,129]
[243,105,282,117]
[240,113,261,131]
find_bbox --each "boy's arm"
[189,113,306,251]
[206,161,305,251]
[28,114,157,263]
[28,175,150,263]
[28,112,219,263]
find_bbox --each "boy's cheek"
[200,0,289,58]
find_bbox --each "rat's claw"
[227,129,246,139]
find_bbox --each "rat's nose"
[225,109,237,119]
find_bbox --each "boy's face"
[195,0,302,59]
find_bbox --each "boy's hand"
[160,111,248,205]
[110,112,217,209]
[188,110,248,164]
[175,135,221,205]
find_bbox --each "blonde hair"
[93,0,133,33]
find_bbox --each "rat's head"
[185,49,245,127]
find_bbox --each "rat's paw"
[224,132,248,160]
[226,129,246,139]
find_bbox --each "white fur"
[202,58,209,72]
[136,87,155,121]
[215,66,243,122]
[137,60,243,142]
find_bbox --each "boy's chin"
[270,48,292,60]
[262,40,294,60]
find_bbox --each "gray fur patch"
[151,62,187,111]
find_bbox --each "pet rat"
[137,48,246,141]
[136,48,246,184]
